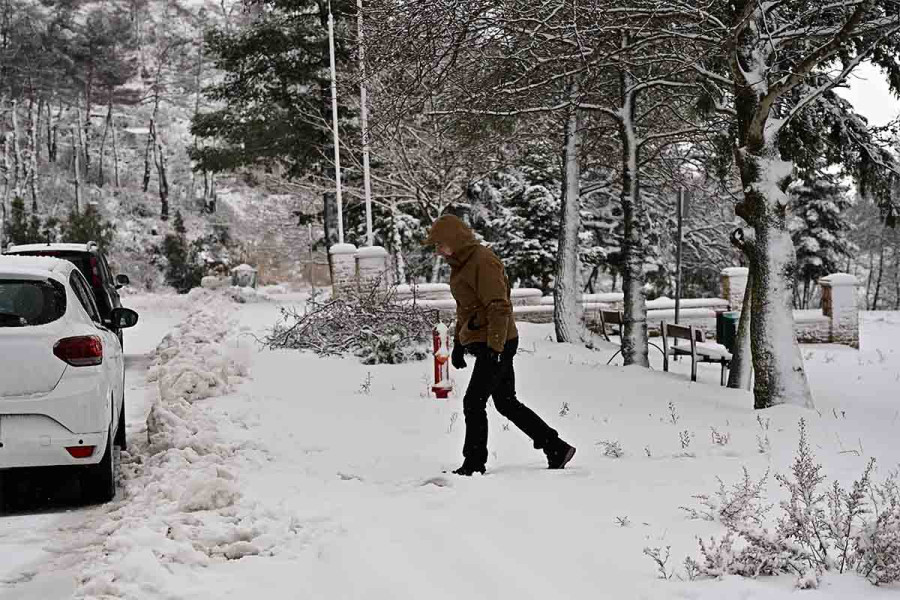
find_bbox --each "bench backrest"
[662,322,704,343]
[598,309,625,342]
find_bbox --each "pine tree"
[191,0,359,178]
[161,211,203,293]
[789,174,854,308]
[469,166,560,292]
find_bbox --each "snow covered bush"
[682,419,898,588]
[855,474,900,585]
[264,284,436,364]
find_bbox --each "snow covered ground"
[1,291,898,599]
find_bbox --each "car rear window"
[13,251,93,285]
[0,280,67,327]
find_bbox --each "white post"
[357,0,373,247]
[721,267,749,311]
[819,273,860,349]
[330,243,358,296]
[327,1,344,244]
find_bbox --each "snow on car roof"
[0,255,73,281]
[6,242,95,254]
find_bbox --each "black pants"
[462,338,558,467]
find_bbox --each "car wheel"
[81,430,116,505]
[114,398,127,451]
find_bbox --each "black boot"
[451,461,486,476]
[545,439,576,469]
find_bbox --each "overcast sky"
[837,62,900,127]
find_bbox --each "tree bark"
[10,100,21,197]
[618,72,648,367]
[1,134,9,250]
[45,99,53,162]
[727,265,754,389]
[872,228,886,310]
[76,105,87,183]
[71,126,82,214]
[142,119,154,193]
[27,98,37,211]
[735,148,814,409]
[391,203,406,282]
[730,2,815,410]
[98,101,112,187]
[554,93,583,344]
[152,121,169,221]
[112,116,120,188]
[189,30,204,202]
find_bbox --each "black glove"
[451,340,467,370]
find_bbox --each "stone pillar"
[231,264,258,288]
[356,245,390,289]
[819,273,860,348]
[721,267,749,311]
[329,243,358,296]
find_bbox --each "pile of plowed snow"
[74,291,301,598]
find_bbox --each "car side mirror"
[114,274,130,289]
[110,307,139,329]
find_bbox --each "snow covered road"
[0,295,188,600]
[1,290,898,599]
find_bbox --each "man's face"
[437,244,453,258]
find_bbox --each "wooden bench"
[597,309,664,365]
[660,321,732,385]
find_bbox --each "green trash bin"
[716,311,740,354]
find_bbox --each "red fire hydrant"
[432,322,452,399]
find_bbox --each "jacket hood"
[423,215,478,254]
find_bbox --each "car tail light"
[53,336,103,366]
[89,256,102,288]
[66,445,96,458]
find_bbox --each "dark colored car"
[4,242,131,345]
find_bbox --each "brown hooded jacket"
[423,215,518,353]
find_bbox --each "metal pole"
[327,0,344,244]
[357,0,373,247]
[675,187,684,325]
[308,222,316,295]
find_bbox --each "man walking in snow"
[424,214,576,475]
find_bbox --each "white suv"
[0,255,138,506]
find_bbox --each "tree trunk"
[45,99,54,162]
[50,103,63,162]
[1,134,9,250]
[189,31,204,202]
[142,119,154,193]
[98,101,112,187]
[391,203,406,282]
[152,122,169,221]
[431,255,442,283]
[27,98,37,211]
[11,100,21,197]
[865,249,876,309]
[112,115,120,188]
[76,106,87,183]
[553,95,583,344]
[734,147,814,410]
[83,76,92,173]
[71,126,82,214]
[618,77,649,367]
[872,228,886,310]
[34,96,43,164]
[727,267,754,389]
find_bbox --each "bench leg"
[691,358,697,382]
[606,349,623,366]
[720,361,727,387]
